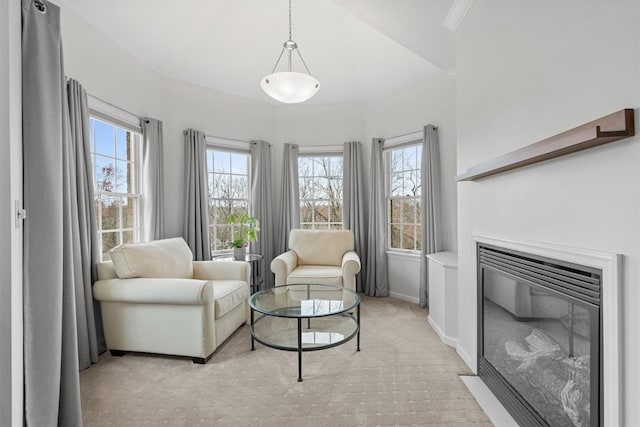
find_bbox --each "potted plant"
[225,213,260,260]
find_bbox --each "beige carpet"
[80,296,492,426]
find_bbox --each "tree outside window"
[387,144,422,251]
[90,118,141,260]
[206,148,250,252]
[298,155,343,230]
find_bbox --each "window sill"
[386,250,421,262]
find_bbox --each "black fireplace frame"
[476,243,603,427]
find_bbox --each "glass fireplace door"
[477,244,601,427]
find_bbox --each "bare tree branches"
[299,155,343,229]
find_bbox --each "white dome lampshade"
[260,71,320,104]
[260,0,320,104]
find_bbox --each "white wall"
[59,6,275,239]
[364,73,457,302]
[60,7,162,121]
[456,1,640,424]
[57,2,459,306]
[273,103,366,213]
[160,78,275,237]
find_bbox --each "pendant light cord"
[268,0,314,76]
[288,0,292,40]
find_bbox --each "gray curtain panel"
[365,138,389,296]
[22,0,82,424]
[343,141,367,293]
[250,141,275,289]
[276,143,300,254]
[141,118,165,241]
[183,129,211,260]
[419,125,443,307]
[67,78,102,367]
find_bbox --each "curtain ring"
[34,0,47,14]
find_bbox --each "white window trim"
[385,142,422,253]
[298,144,343,155]
[383,130,422,150]
[87,94,142,134]
[206,144,252,253]
[298,153,344,230]
[205,135,251,152]
[90,115,144,258]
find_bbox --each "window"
[298,155,343,230]
[386,143,422,251]
[206,148,250,252]
[90,117,142,260]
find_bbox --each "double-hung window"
[298,155,343,230]
[206,147,251,252]
[90,117,142,260]
[386,143,422,252]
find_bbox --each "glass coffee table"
[249,284,360,382]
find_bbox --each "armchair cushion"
[287,266,342,286]
[289,229,354,266]
[110,237,193,279]
[212,280,250,319]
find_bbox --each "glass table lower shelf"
[249,284,361,382]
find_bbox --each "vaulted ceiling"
[57,0,457,105]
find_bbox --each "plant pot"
[233,247,246,261]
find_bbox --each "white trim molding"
[389,292,419,305]
[472,233,621,427]
[428,316,458,348]
[87,94,141,133]
[298,144,343,155]
[205,135,251,152]
[383,130,422,148]
[443,0,475,32]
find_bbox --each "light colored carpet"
[80,296,492,426]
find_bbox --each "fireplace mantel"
[457,109,635,181]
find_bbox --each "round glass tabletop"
[249,284,360,318]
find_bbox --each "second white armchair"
[270,229,361,291]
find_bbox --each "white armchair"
[270,229,361,291]
[93,237,250,364]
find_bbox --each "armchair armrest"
[270,251,298,287]
[93,278,213,305]
[341,251,361,292]
[193,261,250,283]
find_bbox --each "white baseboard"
[427,315,458,348]
[456,343,475,373]
[388,291,419,305]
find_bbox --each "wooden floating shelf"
[456,109,635,182]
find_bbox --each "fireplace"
[477,243,602,426]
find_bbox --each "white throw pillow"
[110,237,194,279]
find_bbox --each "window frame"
[89,115,143,261]
[205,144,252,254]
[298,153,344,230]
[384,141,422,254]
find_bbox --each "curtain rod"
[87,93,147,123]
[386,126,438,141]
[388,130,422,140]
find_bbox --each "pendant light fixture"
[260,0,320,103]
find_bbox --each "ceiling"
[57,0,456,105]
